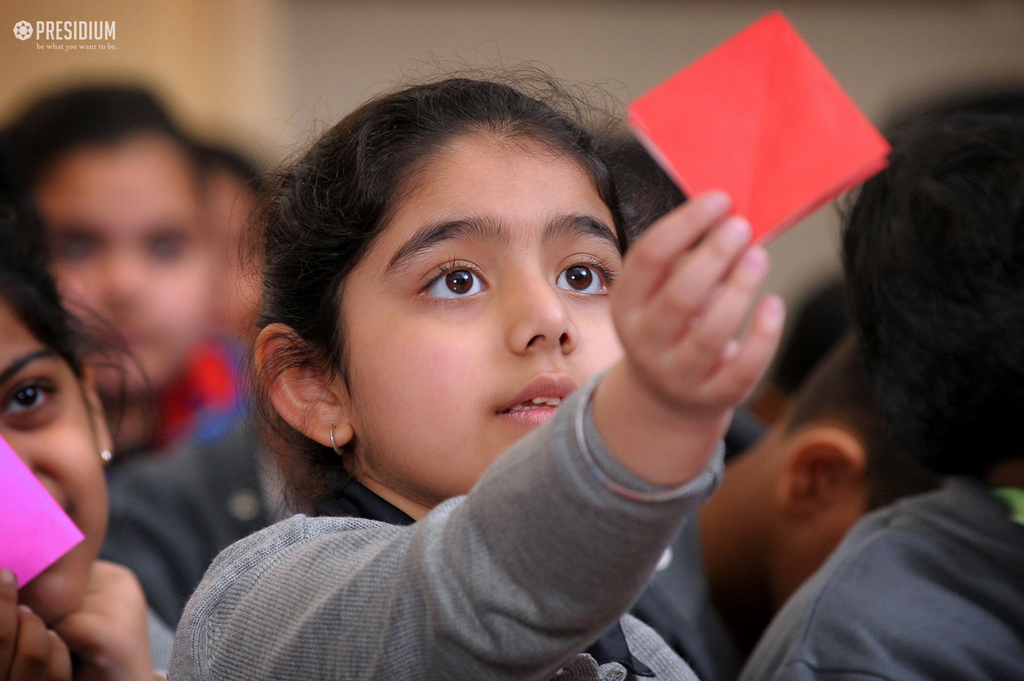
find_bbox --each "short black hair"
[843,112,1024,476]
[5,84,195,193]
[194,142,263,193]
[771,277,849,396]
[786,335,938,509]
[603,134,685,241]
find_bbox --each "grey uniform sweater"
[738,478,1024,681]
[169,380,722,681]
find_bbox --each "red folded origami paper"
[628,11,891,242]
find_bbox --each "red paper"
[628,11,891,242]
[0,434,84,586]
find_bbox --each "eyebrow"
[0,350,57,386]
[386,214,619,274]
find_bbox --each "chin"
[18,547,91,625]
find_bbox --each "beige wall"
[285,0,1024,313]
[3,0,1024,339]
[0,0,289,158]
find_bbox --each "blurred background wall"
[3,0,1023,335]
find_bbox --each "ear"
[255,323,354,451]
[776,424,869,519]
[79,364,113,455]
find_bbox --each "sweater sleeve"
[169,378,723,681]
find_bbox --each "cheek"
[51,265,97,309]
[575,307,624,377]
[353,322,487,420]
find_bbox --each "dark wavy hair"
[842,112,1024,476]
[252,74,629,507]
[0,134,83,376]
[6,84,196,195]
[0,204,84,377]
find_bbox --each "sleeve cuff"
[573,374,725,503]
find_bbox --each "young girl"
[0,202,172,680]
[171,76,784,680]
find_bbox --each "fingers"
[701,295,785,405]
[8,607,52,681]
[1,570,17,678]
[615,190,733,308]
[638,216,753,347]
[51,562,153,681]
[671,244,770,378]
[43,636,70,681]
[0,570,71,681]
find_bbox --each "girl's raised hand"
[0,570,71,681]
[593,191,784,488]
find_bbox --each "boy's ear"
[256,323,354,450]
[775,424,869,520]
[79,364,113,456]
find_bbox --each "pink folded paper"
[0,434,84,586]
[628,11,891,242]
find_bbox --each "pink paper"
[0,434,84,587]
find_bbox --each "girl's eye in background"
[557,265,604,294]
[148,232,186,262]
[7,384,46,414]
[56,234,98,262]
[426,269,483,298]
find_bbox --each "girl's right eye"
[425,269,483,299]
[9,384,46,413]
[3,380,56,429]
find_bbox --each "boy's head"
[843,112,1024,476]
[6,86,216,405]
[702,335,938,620]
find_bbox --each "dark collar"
[316,478,655,677]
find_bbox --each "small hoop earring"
[329,423,342,456]
[100,449,113,466]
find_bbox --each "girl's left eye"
[425,269,484,298]
[7,384,48,414]
[556,265,605,294]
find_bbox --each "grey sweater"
[169,381,722,681]
[738,478,1024,681]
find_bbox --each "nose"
[98,249,146,312]
[503,275,578,356]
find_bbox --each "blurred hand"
[0,569,71,681]
[50,562,152,681]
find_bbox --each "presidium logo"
[13,21,32,40]
[12,20,116,42]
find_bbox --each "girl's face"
[0,301,110,624]
[337,134,624,517]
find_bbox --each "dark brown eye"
[564,266,593,290]
[558,265,603,294]
[426,268,482,298]
[446,270,474,294]
[6,383,49,415]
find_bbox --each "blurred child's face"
[34,134,216,397]
[339,134,623,515]
[0,301,109,624]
